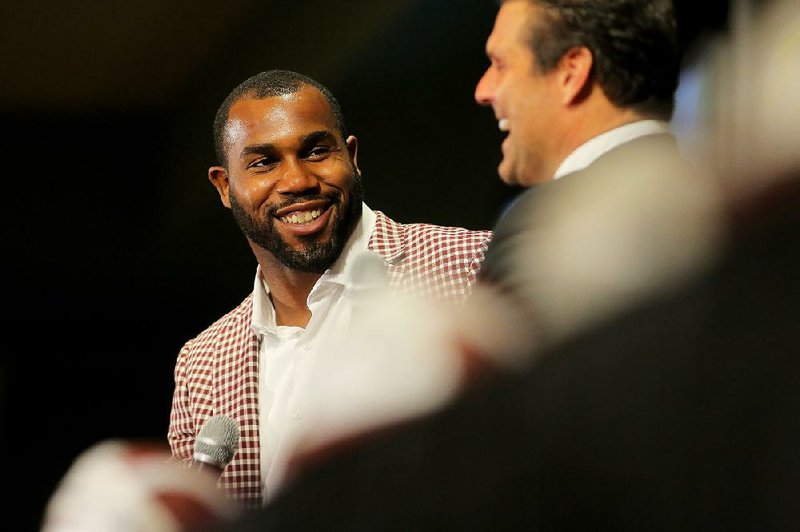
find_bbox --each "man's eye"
[307,146,331,160]
[250,157,277,169]
[488,55,506,72]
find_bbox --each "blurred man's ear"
[557,46,594,106]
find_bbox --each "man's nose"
[276,160,321,195]
[474,68,495,106]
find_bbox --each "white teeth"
[281,208,322,224]
[498,118,510,132]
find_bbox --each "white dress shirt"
[553,120,671,180]
[250,203,378,502]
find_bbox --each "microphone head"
[193,415,240,469]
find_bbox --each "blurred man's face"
[210,86,363,273]
[475,0,563,186]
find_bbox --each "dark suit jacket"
[212,158,800,531]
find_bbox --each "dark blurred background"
[1,0,730,529]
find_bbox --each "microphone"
[193,415,240,475]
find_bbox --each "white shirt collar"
[553,120,670,180]
[251,203,377,335]
[321,203,377,286]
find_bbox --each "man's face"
[475,0,562,186]
[211,86,363,273]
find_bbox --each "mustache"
[265,191,342,218]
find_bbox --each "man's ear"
[208,166,231,208]
[557,46,594,106]
[346,135,361,176]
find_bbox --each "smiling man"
[474,0,680,187]
[474,0,685,300]
[167,70,492,508]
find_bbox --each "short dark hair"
[507,0,680,120]
[213,69,348,166]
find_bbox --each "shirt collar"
[553,120,670,180]
[251,202,377,335]
[322,202,377,286]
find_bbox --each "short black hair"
[506,0,681,120]
[213,69,348,166]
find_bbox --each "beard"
[228,172,363,274]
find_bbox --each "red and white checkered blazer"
[168,210,492,507]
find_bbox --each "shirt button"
[292,411,303,420]
[301,343,311,351]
